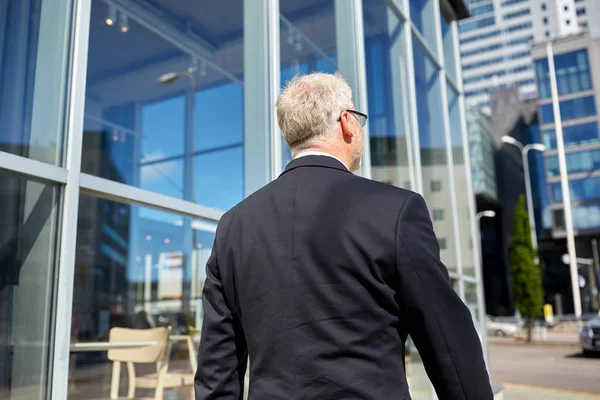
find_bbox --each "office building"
[532,32,600,313]
[459,0,600,113]
[468,105,498,200]
[0,0,483,399]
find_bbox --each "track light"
[120,12,129,33]
[106,4,117,26]
[199,59,207,77]
[294,30,303,52]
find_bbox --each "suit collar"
[280,155,351,176]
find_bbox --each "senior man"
[195,72,492,400]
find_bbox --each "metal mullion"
[334,0,371,179]
[462,275,478,284]
[50,0,91,398]
[352,0,372,179]
[446,73,460,92]
[402,0,423,195]
[452,17,490,366]
[385,0,408,23]
[79,173,222,221]
[410,25,442,69]
[0,152,68,184]
[432,0,464,303]
[268,0,281,180]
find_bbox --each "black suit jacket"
[195,156,493,400]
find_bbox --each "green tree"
[509,195,544,342]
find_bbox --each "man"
[195,72,492,399]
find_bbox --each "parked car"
[486,316,522,337]
[580,316,600,357]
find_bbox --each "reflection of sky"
[126,212,217,282]
[196,83,243,151]
[142,96,185,158]
[413,38,445,149]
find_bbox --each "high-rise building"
[531,32,600,313]
[459,0,600,113]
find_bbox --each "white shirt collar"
[294,151,348,170]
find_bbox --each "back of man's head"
[276,72,353,153]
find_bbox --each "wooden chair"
[107,327,172,399]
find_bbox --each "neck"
[294,145,350,167]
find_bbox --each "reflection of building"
[372,147,473,275]
[458,0,600,113]
[532,32,600,313]
[473,88,545,316]
[468,106,497,200]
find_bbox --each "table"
[69,341,157,352]
[70,335,198,371]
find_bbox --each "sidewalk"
[502,383,600,400]
[489,328,580,346]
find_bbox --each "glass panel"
[413,38,457,273]
[536,50,593,99]
[440,11,457,84]
[0,172,60,399]
[545,149,600,177]
[0,0,73,164]
[448,85,476,277]
[363,0,412,190]
[410,0,438,53]
[405,338,430,400]
[554,205,600,231]
[279,0,337,169]
[538,96,596,125]
[465,282,480,332]
[67,194,216,399]
[550,177,600,203]
[543,122,600,148]
[83,0,244,212]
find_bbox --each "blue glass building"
[532,32,600,314]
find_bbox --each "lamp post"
[474,210,495,368]
[547,41,582,319]
[500,136,546,259]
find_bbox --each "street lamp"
[500,136,546,257]
[476,210,496,220]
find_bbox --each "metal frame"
[400,0,425,195]
[433,0,465,300]
[244,0,280,193]
[334,0,372,179]
[0,152,68,184]
[50,0,91,398]
[452,11,490,366]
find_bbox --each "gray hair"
[276,72,353,151]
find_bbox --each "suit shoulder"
[353,175,416,199]
[222,178,278,215]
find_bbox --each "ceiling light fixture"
[119,12,129,33]
[106,4,117,26]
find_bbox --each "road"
[490,342,600,396]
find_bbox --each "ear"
[339,111,355,139]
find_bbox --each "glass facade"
[0,1,482,399]
[535,49,593,98]
[539,96,597,125]
[542,122,600,149]
[0,0,73,165]
[546,149,600,177]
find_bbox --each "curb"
[489,339,580,348]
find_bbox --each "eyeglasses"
[338,110,368,128]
